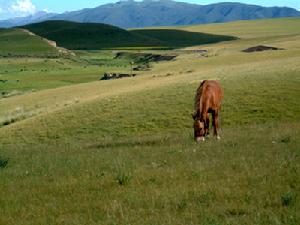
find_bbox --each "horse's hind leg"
[212,110,221,140]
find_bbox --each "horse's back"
[203,80,223,96]
[200,80,223,110]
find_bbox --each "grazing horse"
[192,80,223,142]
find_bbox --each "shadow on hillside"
[131,29,238,48]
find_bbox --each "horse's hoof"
[217,136,221,140]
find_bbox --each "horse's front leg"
[205,113,210,137]
[212,110,221,140]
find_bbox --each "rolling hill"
[21,20,164,50]
[1,1,300,28]
[21,20,236,50]
[0,28,58,57]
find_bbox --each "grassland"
[157,17,300,39]
[0,48,158,103]
[0,18,300,224]
[0,28,58,57]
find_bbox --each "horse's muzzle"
[195,137,205,142]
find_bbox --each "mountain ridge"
[1,0,300,28]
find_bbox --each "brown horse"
[192,80,223,142]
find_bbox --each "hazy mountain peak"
[0,1,299,28]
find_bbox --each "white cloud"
[43,8,50,13]
[10,0,37,16]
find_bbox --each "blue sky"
[0,0,299,20]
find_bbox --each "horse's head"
[192,113,206,142]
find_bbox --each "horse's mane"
[194,80,207,118]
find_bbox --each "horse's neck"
[199,96,205,120]
[196,93,205,120]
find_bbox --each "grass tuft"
[177,199,188,211]
[116,171,132,186]
[0,158,8,168]
[280,136,291,143]
[281,192,294,207]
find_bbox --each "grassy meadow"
[0,18,300,224]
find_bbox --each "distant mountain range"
[1,0,300,28]
[0,11,57,28]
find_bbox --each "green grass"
[0,51,140,97]
[159,17,300,39]
[0,28,58,57]
[0,81,299,224]
[0,17,299,224]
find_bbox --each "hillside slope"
[21,20,236,50]
[21,20,164,50]
[131,29,237,47]
[179,17,300,39]
[0,28,58,57]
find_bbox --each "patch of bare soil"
[101,73,136,80]
[115,52,177,62]
[242,45,284,53]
